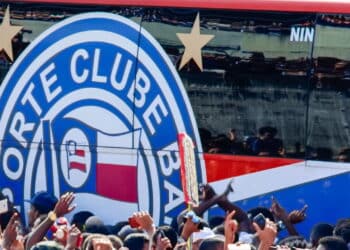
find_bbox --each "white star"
[176,13,214,71]
[0,6,23,61]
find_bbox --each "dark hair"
[212,224,225,235]
[85,216,110,235]
[278,235,310,248]
[337,148,350,162]
[118,225,144,241]
[70,211,94,232]
[124,233,149,250]
[198,236,224,250]
[334,218,350,244]
[111,221,129,235]
[247,207,275,222]
[258,126,277,137]
[209,216,225,229]
[107,235,123,249]
[152,226,178,248]
[31,240,64,250]
[310,223,334,247]
[318,236,348,250]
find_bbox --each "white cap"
[228,243,252,250]
[192,227,215,242]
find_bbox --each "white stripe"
[69,154,86,165]
[97,130,140,166]
[72,193,138,222]
[210,161,350,201]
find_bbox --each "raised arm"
[253,218,277,250]
[25,192,76,250]
[224,210,238,250]
[270,197,299,236]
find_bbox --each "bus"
[1,0,350,238]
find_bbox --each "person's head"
[107,235,123,249]
[111,221,129,235]
[212,224,225,236]
[277,235,310,248]
[124,233,150,250]
[228,129,237,141]
[198,235,224,250]
[258,126,277,140]
[209,216,225,229]
[337,148,350,162]
[192,227,216,250]
[70,211,94,232]
[226,243,256,250]
[83,233,114,250]
[27,191,58,227]
[152,226,178,249]
[118,225,144,241]
[310,223,334,247]
[316,236,348,250]
[85,216,110,235]
[333,218,350,244]
[31,240,64,250]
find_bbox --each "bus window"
[142,8,315,158]
[308,14,350,162]
[0,4,143,83]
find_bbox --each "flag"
[178,132,199,206]
[66,140,87,172]
[95,130,140,203]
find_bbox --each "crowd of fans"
[201,126,350,162]
[201,126,286,157]
[0,181,349,250]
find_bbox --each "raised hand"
[155,233,172,250]
[270,196,299,236]
[224,210,238,248]
[288,205,308,224]
[270,197,288,221]
[54,192,76,217]
[131,211,155,235]
[180,211,201,241]
[65,225,82,250]
[2,213,20,250]
[253,218,277,250]
[224,178,234,197]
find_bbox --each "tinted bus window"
[142,9,315,158]
[307,14,350,162]
[0,4,143,80]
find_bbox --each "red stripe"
[96,163,138,202]
[75,149,85,157]
[205,154,303,182]
[9,0,350,14]
[69,162,87,172]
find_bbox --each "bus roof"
[7,0,350,14]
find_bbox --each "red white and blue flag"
[66,140,87,173]
[95,131,138,203]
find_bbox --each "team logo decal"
[0,12,205,224]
